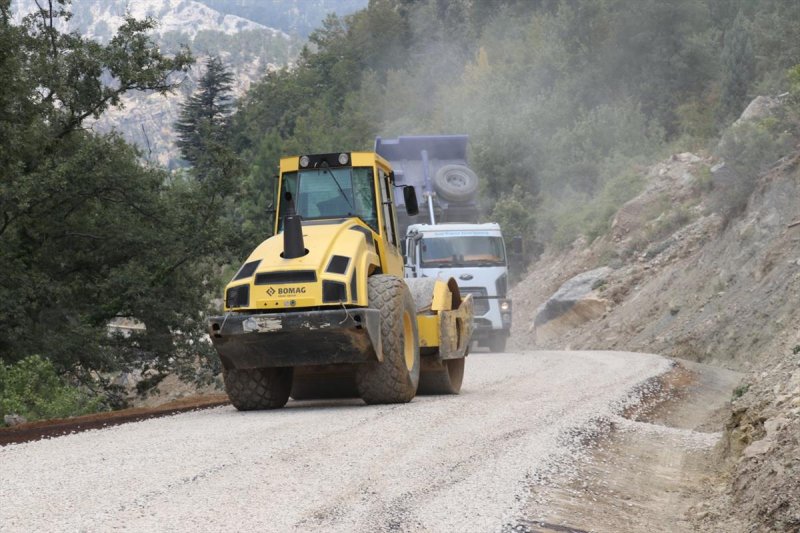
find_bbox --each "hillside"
[510,98,800,531]
[12,0,299,167]
[198,0,368,37]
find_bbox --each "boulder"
[611,153,706,241]
[3,414,27,427]
[742,417,789,459]
[534,267,611,342]
[733,95,784,127]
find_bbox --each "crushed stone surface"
[0,351,671,532]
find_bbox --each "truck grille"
[459,287,489,316]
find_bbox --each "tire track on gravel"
[0,351,671,533]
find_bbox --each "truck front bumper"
[471,298,511,339]
[208,308,381,369]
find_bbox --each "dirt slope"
[510,144,800,531]
[513,151,800,371]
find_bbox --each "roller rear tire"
[223,367,293,410]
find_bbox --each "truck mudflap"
[208,308,382,369]
[438,293,474,360]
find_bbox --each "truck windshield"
[420,236,506,267]
[278,167,378,231]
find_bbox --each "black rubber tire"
[417,357,465,395]
[290,373,359,400]
[356,275,420,404]
[433,164,479,203]
[488,333,507,353]
[223,367,293,410]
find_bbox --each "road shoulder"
[511,359,743,533]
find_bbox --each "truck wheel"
[223,367,293,410]
[488,334,507,353]
[356,275,420,404]
[417,357,465,395]
[433,164,479,203]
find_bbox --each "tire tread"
[224,367,292,410]
[356,275,419,404]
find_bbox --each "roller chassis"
[209,308,382,369]
[208,289,472,370]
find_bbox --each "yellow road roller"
[208,152,473,409]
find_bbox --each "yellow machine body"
[208,151,471,372]
[224,219,379,311]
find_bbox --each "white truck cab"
[405,222,511,352]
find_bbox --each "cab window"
[277,168,378,231]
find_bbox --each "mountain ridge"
[12,0,305,167]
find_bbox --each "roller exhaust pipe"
[282,192,307,259]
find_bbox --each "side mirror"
[511,236,523,255]
[403,186,419,216]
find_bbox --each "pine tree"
[717,12,756,125]
[175,56,235,169]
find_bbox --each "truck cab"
[405,222,511,352]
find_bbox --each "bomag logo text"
[277,287,307,296]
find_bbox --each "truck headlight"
[500,300,511,312]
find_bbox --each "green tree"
[717,12,756,125]
[0,1,238,401]
[175,55,235,170]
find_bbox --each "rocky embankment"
[510,97,800,531]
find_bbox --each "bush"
[675,92,718,142]
[731,383,750,400]
[489,185,538,279]
[538,102,664,197]
[646,204,694,243]
[543,169,646,249]
[713,118,794,216]
[0,355,104,425]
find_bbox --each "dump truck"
[207,152,473,410]
[374,135,480,235]
[376,135,514,352]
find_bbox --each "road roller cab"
[208,152,473,410]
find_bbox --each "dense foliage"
[0,355,102,422]
[0,0,239,413]
[231,0,800,250]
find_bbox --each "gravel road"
[0,350,671,532]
